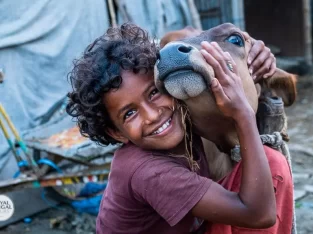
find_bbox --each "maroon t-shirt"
[96,137,212,234]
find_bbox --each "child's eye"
[149,88,159,99]
[124,110,136,120]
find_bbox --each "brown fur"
[158,25,297,180]
[160,26,202,48]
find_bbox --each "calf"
[155,23,297,180]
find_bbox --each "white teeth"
[153,118,171,135]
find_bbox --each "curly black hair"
[66,23,159,145]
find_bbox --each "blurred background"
[0,0,312,233]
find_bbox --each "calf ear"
[265,68,297,106]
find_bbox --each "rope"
[167,100,199,172]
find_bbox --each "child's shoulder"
[111,143,154,174]
[107,143,189,198]
[111,143,185,174]
[106,143,156,197]
[110,143,176,181]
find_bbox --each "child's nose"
[143,104,162,125]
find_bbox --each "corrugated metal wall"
[194,0,233,30]
[194,0,245,30]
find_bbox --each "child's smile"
[102,70,185,152]
[151,117,172,135]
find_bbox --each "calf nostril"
[177,45,192,53]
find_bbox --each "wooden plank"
[0,188,59,228]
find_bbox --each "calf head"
[155,23,297,151]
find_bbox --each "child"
[66,23,285,234]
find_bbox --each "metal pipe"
[0,104,39,173]
[0,117,22,163]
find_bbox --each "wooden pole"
[231,0,245,30]
[107,0,117,27]
[302,0,312,65]
[187,0,202,30]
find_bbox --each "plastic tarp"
[0,0,201,180]
[0,0,110,179]
[116,0,201,37]
[22,103,118,163]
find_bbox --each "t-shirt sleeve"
[130,155,212,227]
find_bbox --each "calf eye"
[226,34,244,47]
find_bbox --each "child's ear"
[106,128,129,144]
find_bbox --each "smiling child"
[66,23,285,234]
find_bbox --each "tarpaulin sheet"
[23,104,118,162]
[116,0,201,37]
[0,0,201,180]
[0,0,110,179]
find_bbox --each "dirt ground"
[285,75,313,234]
[0,75,312,234]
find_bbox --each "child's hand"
[246,35,276,82]
[200,41,254,120]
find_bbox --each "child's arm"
[191,41,276,228]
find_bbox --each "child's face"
[103,70,185,151]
